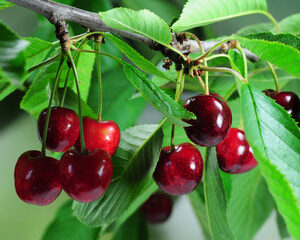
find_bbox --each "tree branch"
[7,0,258,62]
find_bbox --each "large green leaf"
[102,33,170,80]
[99,8,172,46]
[0,22,28,100]
[204,147,235,240]
[279,13,300,35]
[72,124,162,227]
[241,83,300,239]
[0,0,14,10]
[227,168,274,240]
[189,184,212,240]
[113,211,149,240]
[23,37,53,70]
[42,201,99,240]
[172,0,268,32]
[234,33,300,79]
[121,61,195,126]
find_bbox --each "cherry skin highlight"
[141,193,172,224]
[153,143,203,195]
[37,107,80,152]
[216,128,257,174]
[74,117,120,156]
[59,149,113,203]
[183,94,232,146]
[14,150,62,205]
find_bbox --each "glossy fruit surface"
[59,149,113,202]
[183,94,232,146]
[217,128,257,174]
[153,143,203,195]
[211,93,232,126]
[141,193,172,224]
[14,150,62,205]
[38,107,80,152]
[74,117,120,156]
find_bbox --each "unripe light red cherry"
[153,143,203,195]
[37,107,80,152]
[74,117,120,156]
[141,193,172,224]
[59,149,113,203]
[216,128,257,174]
[14,150,62,205]
[183,94,232,146]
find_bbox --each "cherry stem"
[66,50,86,155]
[196,75,205,92]
[266,61,280,92]
[194,37,236,62]
[170,124,175,151]
[60,66,71,107]
[236,43,248,82]
[41,55,65,157]
[70,45,118,60]
[95,35,103,122]
[199,65,245,83]
[28,53,61,74]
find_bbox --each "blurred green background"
[0,0,299,239]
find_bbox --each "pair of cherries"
[153,93,257,196]
[14,107,120,205]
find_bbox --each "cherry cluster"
[153,93,257,197]
[14,107,120,205]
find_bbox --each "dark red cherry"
[37,107,80,152]
[272,92,300,124]
[183,94,232,146]
[74,117,120,156]
[216,128,257,174]
[153,143,203,195]
[211,93,232,126]
[14,150,62,205]
[141,193,172,224]
[59,149,113,203]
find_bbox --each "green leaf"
[42,201,99,240]
[189,184,212,240]
[279,13,300,35]
[236,23,272,35]
[241,83,300,239]
[276,210,290,240]
[99,8,172,46]
[0,22,28,100]
[113,211,149,240]
[23,37,53,70]
[60,44,95,101]
[227,168,274,240]
[204,147,235,240]
[121,61,195,126]
[102,33,170,80]
[0,0,14,10]
[72,124,163,227]
[234,33,300,79]
[172,0,268,32]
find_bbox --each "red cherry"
[37,107,80,152]
[216,128,257,174]
[153,143,203,195]
[74,117,120,156]
[14,150,62,205]
[211,93,232,126]
[141,193,172,224]
[263,89,277,98]
[272,92,300,125]
[183,94,232,146]
[59,149,113,203]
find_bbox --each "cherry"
[141,193,172,224]
[74,117,120,156]
[14,150,62,205]
[264,90,300,125]
[37,107,80,152]
[153,143,203,195]
[59,149,113,203]
[183,94,232,146]
[216,128,257,174]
